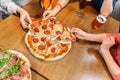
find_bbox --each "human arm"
[100,0,113,17]
[16,7,32,29]
[43,0,69,19]
[100,37,120,80]
[71,28,106,42]
[0,0,32,29]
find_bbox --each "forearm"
[101,49,120,77]
[51,0,69,15]
[84,33,106,42]
[100,0,113,17]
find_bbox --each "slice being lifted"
[26,17,76,61]
[0,49,31,80]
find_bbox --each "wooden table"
[0,1,119,80]
[0,16,3,22]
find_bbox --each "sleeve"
[106,33,120,44]
[113,74,120,80]
[106,33,120,66]
[0,0,20,14]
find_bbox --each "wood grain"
[31,69,47,80]
[0,0,119,80]
[0,16,3,22]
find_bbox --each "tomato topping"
[65,37,70,41]
[56,37,61,40]
[46,41,52,47]
[61,44,66,47]
[42,24,47,29]
[49,18,55,23]
[33,28,39,32]
[44,30,50,35]
[56,31,61,35]
[38,45,46,50]
[49,24,54,29]
[41,37,46,42]
[51,47,56,53]
[33,37,39,43]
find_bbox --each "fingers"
[20,13,32,29]
[103,37,115,44]
[74,33,85,40]
[43,10,54,19]
[43,10,51,19]
[45,13,52,20]
[26,14,32,24]
[71,28,84,33]
[20,19,28,29]
[109,37,115,43]
[71,28,79,32]
[20,16,30,29]
[100,36,115,50]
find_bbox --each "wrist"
[100,48,110,57]
[84,33,90,40]
[56,3,62,10]
[16,7,24,14]
[51,3,62,16]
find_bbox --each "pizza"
[0,49,31,80]
[25,17,76,61]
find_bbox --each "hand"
[43,9,56,19]
[16,7,32,29]
[100,37,115,55]
[71,28,87,40]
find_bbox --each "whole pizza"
[0,49,31,80]
[25,17,76,61]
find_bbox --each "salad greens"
[0,49,22,78]
[0,49,13,69]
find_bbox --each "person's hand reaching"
[16,7,32,29]
[100,37,115,56]
[43,9,56,19]
[71,28,87,40]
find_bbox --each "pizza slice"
[25,32,48,60]
[57,27,76,44]
[0,49,31,80]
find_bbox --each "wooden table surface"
[0,0,120,80]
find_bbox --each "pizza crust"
[25,31,72,61]
[25,17,75,61]
[45,44,72,61]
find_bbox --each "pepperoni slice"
[33,37,39,43]
[56,31,61,35]
[46,41,52,47]
[61,44,66,47]
[41,37,46,42]
[42,24,47,29]
[44,30,50,35]
[33,28,39,32]
[49,24,54,29]
[49,18,55,23]
[65,37,70,41]
[56,37,61,41]
[38,45,46,50]
[51,47,56,53]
